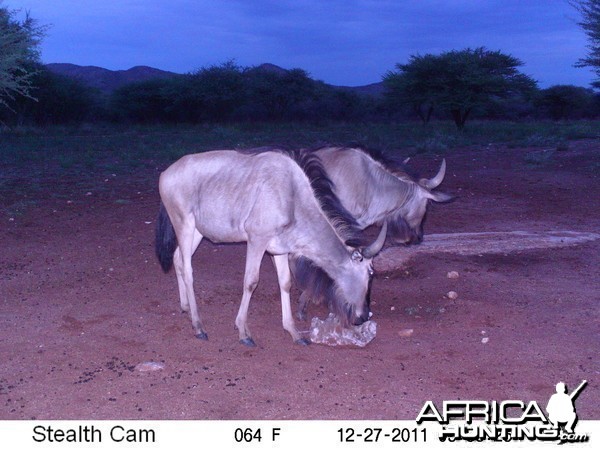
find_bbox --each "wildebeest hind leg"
[173,230,203,311]
[177,220,207,340]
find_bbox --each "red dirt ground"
[1,141,598,421]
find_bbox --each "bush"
[0,64,103,125]
[110,78,175,123]
[534,85,599,120]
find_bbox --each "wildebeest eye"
[351,249,363,262]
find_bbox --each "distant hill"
[44,62,384,97]
[250,63,290,76]
[45,63,180,93]
[336,82,385,97]
[250,63,385,97]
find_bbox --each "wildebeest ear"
[345,238,364,247]
[351,249,363,262]
[428,191,456,203]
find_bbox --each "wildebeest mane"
[290,255,353,324]
[239,146,363,245]
[290,149,363,244]
[308,144,420,182]
[357,146,420,180]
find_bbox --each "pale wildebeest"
[296,146,453,320]
[155,149,387,346]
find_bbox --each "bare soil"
[1,141,598,420]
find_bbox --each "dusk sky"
[4,0,596,88]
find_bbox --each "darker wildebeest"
[296,146,453,320]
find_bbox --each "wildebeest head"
[388,159,454,246]
[336,222,387,326]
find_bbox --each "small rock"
[390,306,396,311]
[135,362,165,372]
[446,291,458,300]
[398,328,414,337]
[481,337,489,344]
[447,271,460,279]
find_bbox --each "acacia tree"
[571,0,600,88]
[245,67,318,121]
[0,5,45,110]
[383,55,438,123]
[384,48,537,129]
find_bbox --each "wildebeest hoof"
[195,332,208,340]
[295,338,311,346]
[240,337,256,347]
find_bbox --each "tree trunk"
[414,104,426,123]
[415,103,434,124]
[451,108,472,130]
[451,109,464,129]
[425,103,434,123]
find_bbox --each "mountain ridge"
[45,63,180,93]
[45,62,384,96]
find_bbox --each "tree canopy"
[571,0,600,88]
[0,5,45,109]
[383,47,537,129]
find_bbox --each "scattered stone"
[481,337,489,344]
[447,271,460,279]
[398,328,414,337]
[446,291,458,300]
[135,362,165,372]
[390,306,396,311]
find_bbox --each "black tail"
[155,202,178,273]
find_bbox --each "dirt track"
[1,141,598,420]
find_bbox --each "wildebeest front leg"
[235,242,265,347]
[273,254,309,345]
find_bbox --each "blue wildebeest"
[312,146,453,244]
[155,149,387,346]
[296,146,453,320]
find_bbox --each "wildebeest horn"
[363,221,387,259]
[423,159,446,190]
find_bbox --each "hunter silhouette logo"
[546,380,587,434]
[416,380,590,443]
